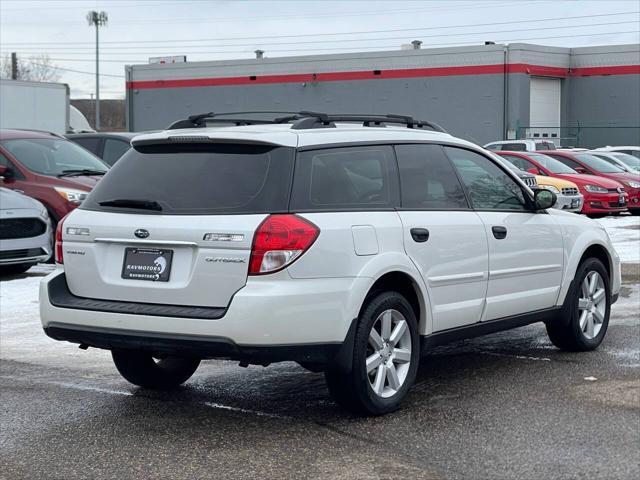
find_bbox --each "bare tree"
[27,54,61,82]
[1,54,60,82]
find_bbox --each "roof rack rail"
[166,111,301,130]
[166,111,448,133]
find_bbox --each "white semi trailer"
[0,79,93,134]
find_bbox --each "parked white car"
[590,150,640,173]
[593,146,640,159]
[40,113,621,415]
[0,187,52,274]
[484,139,557,152]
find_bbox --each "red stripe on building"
[126,63,639,90]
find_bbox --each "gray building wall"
[128,74,528,145]
[126,43,639,147]
[564,75,640,148]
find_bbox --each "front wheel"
[546,258,610,351]
[325,291,420,415]
[112,350,200,389]
[630,209,640,216]
[0,263,34,275]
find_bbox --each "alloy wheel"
[366,309,412,398]
[578,271,607,340]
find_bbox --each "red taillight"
[54,216,66,264]
[249,214,319,275]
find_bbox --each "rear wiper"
[98,199,163,211]
[58,169,107,178]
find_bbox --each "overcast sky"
[1,0,638,99]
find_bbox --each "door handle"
[492,226,507,239]
[410,228,430,243]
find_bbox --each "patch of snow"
[0,265,111,371]
[595,214,640,264]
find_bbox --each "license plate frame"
[619,194,626,206]
[121,247,173,282]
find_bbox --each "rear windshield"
[81,144,294,215]
[527,153,576,174]
[574,153,624,173]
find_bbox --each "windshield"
[527,153,576,174]
[574,153,625,173]
[611,153,640,170]
[1,138,108,176]
[82,144,294,215]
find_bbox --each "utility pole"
[87,11,108,130]
[11,52,17,80]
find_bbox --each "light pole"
[87,11,107,130]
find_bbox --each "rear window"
[290,146,398,211]
[499,143,527,151]
[82,144,294,215]
[535,142,556,150]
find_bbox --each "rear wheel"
[546,258,610,351]
[111,349,200,389]
[325,291,419,415]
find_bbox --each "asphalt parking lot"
[1,218,639,480]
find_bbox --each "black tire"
[0,263,34,275]
[630,209,640,216]
[111,349,200,389]
[325,291,420,415]
[587,214,607,219]
[546,258,611,351]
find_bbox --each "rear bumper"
[40,270,369,362]
[43,323,356,365]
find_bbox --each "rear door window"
[103,139,131,166]
[396,144,468,209]
[291,146,399,211]
[82,144,294,215]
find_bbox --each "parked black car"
[65,132,138,166]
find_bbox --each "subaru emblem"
[134,229,150,239]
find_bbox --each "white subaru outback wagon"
[40,112,621,415]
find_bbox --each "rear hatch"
[61,142,294,308]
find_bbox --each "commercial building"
[125,42,639,147]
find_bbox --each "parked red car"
[497,151,628,216]
[0,130,108,224]
[544,151,640,215]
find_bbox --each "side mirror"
[0,165,13,180]
[534,188,556,210]
[526,168,539,175]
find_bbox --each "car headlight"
[626,181,640,188]
[540,185,560,194]
[54,187,89,205]
[584,184,608,193]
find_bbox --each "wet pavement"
[1,272,639,479]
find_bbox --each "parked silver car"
[0,187,52,274]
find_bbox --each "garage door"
[529,77,561,144]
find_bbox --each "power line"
[30,62,124,78]
[3,10,637,46]
[27,30,639,64]
[4,20,636,54]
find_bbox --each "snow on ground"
[596,214,640,264]
[0,265,111,372]
[0,217,638,371]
